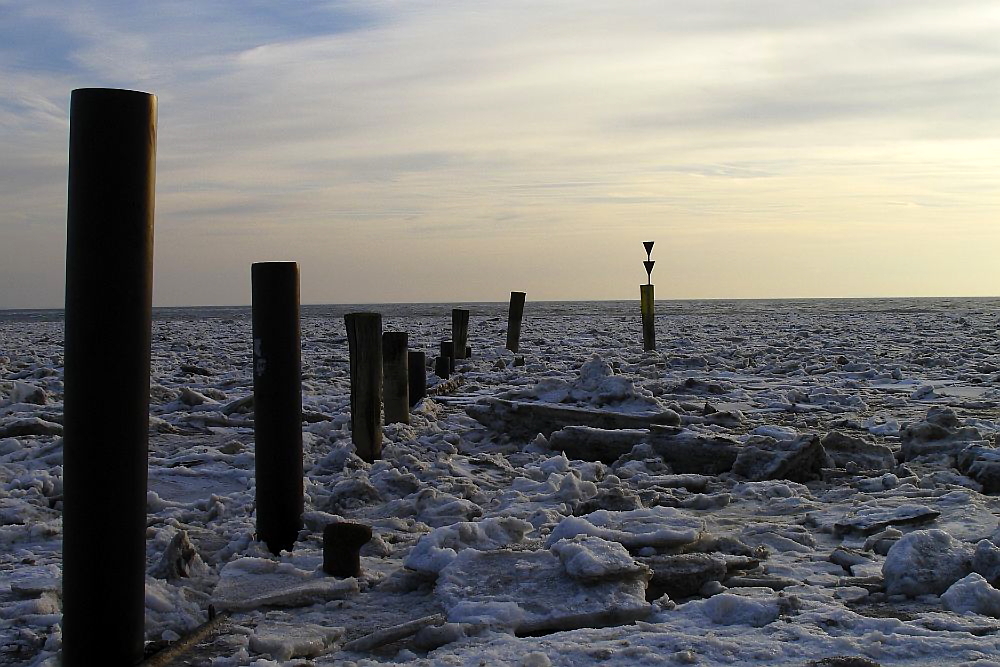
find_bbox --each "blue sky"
[3,1,1000,307]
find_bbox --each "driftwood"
[138,610,231,667]
[341,613,446,652]
[427,376,465,397]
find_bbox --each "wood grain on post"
[408,351,426,406]
[506,291,526,353]
[382,331,409,425]
[345,313,383,462]
[452,308,470,360]
[640,284,656,351]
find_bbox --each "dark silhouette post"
[382,331,409,424]
[434,355,451,379]
[641,241,656,351]
[408,351,426,406]
[251,261,303,555]
[452,308,470,360]
[440,340,456,372]
[323,522,373,577]
[346,313,383,462]
[506,291,526,353]
[62,88,157,667]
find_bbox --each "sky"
[3,0,1000,308]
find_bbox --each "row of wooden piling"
[253,271,527,553]
[58,87,651,666]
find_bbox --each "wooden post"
[452,308,470,360]
[506,291,526,353]
[440,340,456,372]
[345,313,383,462]
[382,331,409,425]
[434,356,451,379]
[640,284,656,351]
[408,351,426,406]
[251,261,303,555]
[323,522,372,578]
[62,88,156,667]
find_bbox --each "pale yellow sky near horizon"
[3,1,1000,308]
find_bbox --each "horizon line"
[3,293,1000,313]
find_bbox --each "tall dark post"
[641,284,656,351]
[506,291,526,353]
[382,331,409,425]
[408,351,426,406]
[251,261,303,555]
[641,241,656,352]
[62,88,156,667]
[345,313,383,462]
[452,308,470,360]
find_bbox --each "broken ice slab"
[148,469,248,504]
[546,506,705,551]
[465,398,680,440]
[637,553,728,599]
[213,557,359,611]
[250,621,345,661]
[549,426,648,463]
[548,423,742,474]
[833,503,941,536]
[436,547,650,635]
[730,434,831,483]
[645,426,741,474]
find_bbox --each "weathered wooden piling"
[62,87,157,667]
[641,284,656,351]
[346,313,383,462]
[506,291,526,353]
[440,340,456,372]
[434,355,451,379]
[323,522,373,577]
[251,261,303,555]
[408,351,427,406]
[382,331,409,424]
[452,308,470,360]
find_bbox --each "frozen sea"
[3,297,1000,666]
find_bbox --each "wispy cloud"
[3,1,1000,306]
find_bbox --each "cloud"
[3,1,1000,305]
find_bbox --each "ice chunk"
[249,622,344,661]
[404,516,533,576]
[545,507,704,550]
[213,558,359,611]
[436,548,650,634]
[883,529,973,597]
[942,573,1000,616]
[551,535,649,582]
[699,592,785,627]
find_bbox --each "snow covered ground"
[3,297,1000,666]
